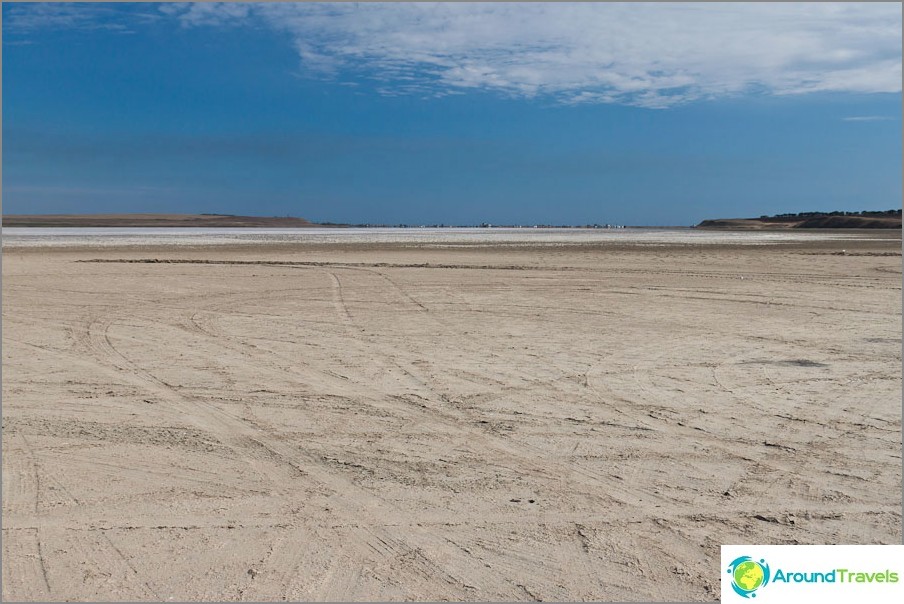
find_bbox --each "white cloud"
[167,2,901,107]
[163,2,251,27]
[5,2,161,33]
[842,115,896,122]
[11,2,902,108]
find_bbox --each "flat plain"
[2,232,901,601]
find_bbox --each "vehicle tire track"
[78,315,520,597]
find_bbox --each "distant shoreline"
[1,213,347,228]
[4,212,901,230]
[0,214,636,229]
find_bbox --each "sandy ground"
[2,235,901,601]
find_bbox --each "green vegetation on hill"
[698,210,901,230]
[757,209,901,221]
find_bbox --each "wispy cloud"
[165,2,902,108]
[7,2,901,108]
[842,115,896,122]
[4,2,161,34]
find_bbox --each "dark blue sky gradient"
[3,3,901,225]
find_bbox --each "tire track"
[321,269,687,512]
[77,314,520,598]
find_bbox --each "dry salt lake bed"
[2,227,901,600]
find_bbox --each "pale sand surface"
[2,234,901,601]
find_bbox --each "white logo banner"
[721,545,904,604]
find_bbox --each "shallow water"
[0,226,888,247]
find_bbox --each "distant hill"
[698,210,901,230]
[2,213,345,228]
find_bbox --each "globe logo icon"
[727,556,771,598]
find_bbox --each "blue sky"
[3,2,901,226]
